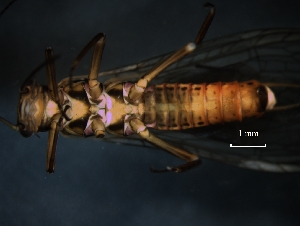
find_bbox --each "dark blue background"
[0,0,300,225]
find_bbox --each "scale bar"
[230,144,266,148]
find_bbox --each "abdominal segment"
[143,80,270,130]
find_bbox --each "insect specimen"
[1,3,300,173]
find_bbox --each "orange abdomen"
[143,80,269,130]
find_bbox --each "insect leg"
[45,48,60,103]
[87,34,106,99]
[0,0,17,18]
[44,48,64,173]
[128,43,196,102]
[46,114,62,173]
[129,118,200,173]
[128,3,215,103]
[91,115,106,138]
[194,2,215,45]
[68,33,106,92]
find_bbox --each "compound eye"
[20,86,30,95]
[18,122,33,138]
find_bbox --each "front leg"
[46,114,62,173]
[129,118,200,173]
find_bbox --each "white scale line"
[230,144,266,148]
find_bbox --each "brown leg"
[45,48,71,121]
[0,0,17,18]
[44,48,66,173]
[128,3,215,103]
[128,43,196,102]
[194,3,215,45]
[129,118,200,173]
[68,33,106,93]
[87,35,106,99]
[46,114,62,173]
[45,48,60,103]
[91,116,106,138]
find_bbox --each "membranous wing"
[88,29,300,172]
